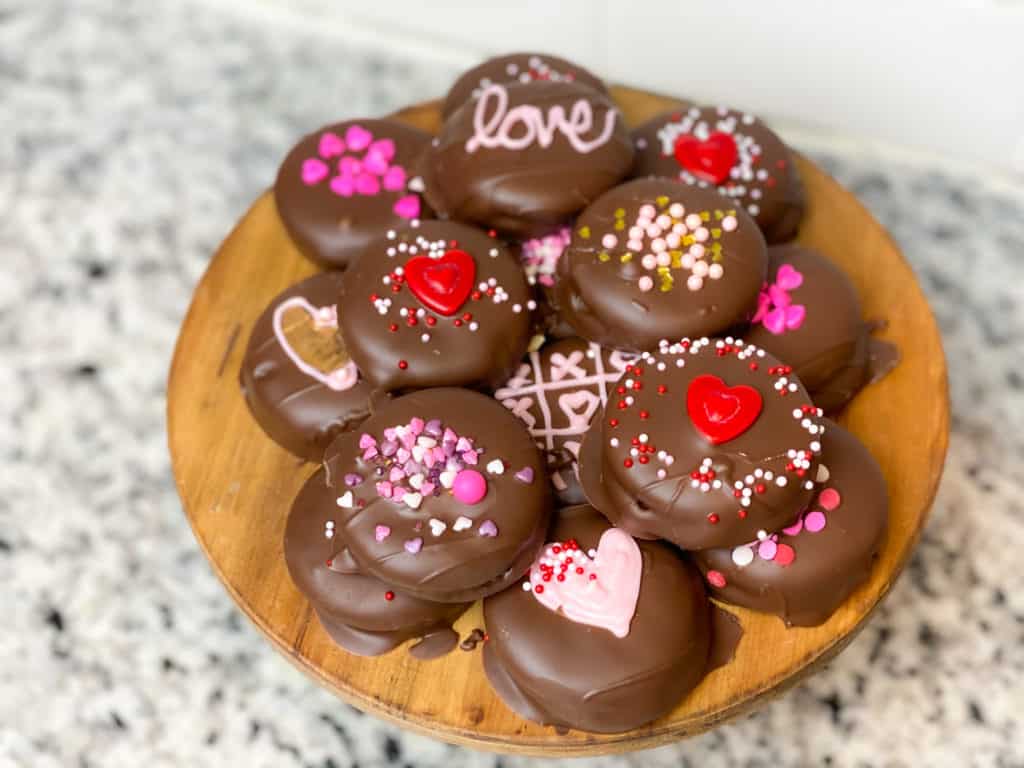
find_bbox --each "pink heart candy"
[358,433,376,450]
[374,525,391,542]
[301,158,329,186]
[392,194,420,220]
[529,529,641,638]
[318,131,346,158]
[783,304,806,330]
[776,263,804,291]
[762,307,789,336]
[382,165,406,191]
[368,138,396,161]
[355,172,380,196]
[338,156,362,176]
[345,124,373,151]
[330,175,355,197]
[363,149,390,176]
[768,284,792,309]
[404,537,423,554]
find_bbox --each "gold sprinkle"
[578,226,591,239]
[711,228,722,238]
[656,196,669,208]
[598,251,611,262]
[683,235,695,246]
[727,209,737,216]
[700,211,710,222]
[670,251,683,268]
[614,208,626,218]
[714,209,724,220]
[620,252,633,263]
[614,219,625,231]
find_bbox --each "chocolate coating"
[442,52,608,119]
[284,470,469,656]
[483,505,711,734]
[275,119,433,269]
[554,179,768,351]
[423,81,634,237]
[338,221,532,393]
[494,338,638,505]
[578,337,823,550]
[323,388,551,602]
[239,272,374,461]
[695,421,888,626]
[631,106,805,244]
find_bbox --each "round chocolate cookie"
[631,105,805,244]
[695,421,888,626]
[482,504,712,733]
[275,119,432,269]
[578,337,824,550]
[338,220,533,393]
[441,52,608,119]
[745,245,900,412]
[422,80,634,237]
[239,272,374,461]
[323,388,551,602]
[284,469,470,656]
[553,178,768,351]
[494,338,638,505]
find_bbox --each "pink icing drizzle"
[271,297,358,391]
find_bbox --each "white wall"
[255,0,1024,175]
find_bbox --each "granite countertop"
[2,1,1022,766]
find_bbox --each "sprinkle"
[815,464,830,482]
[429,518,447,537]
[374,525,391,542]
[514,466,534,483]
[479,520,499,537]
[344,473,363,487]
[804,510,827,532]
[453,516,473,532]
[819,488,841,510]
[336,491,354,509]
[404,492,423,509]
[404,537,423,554]
[732,546,754,567]
[707,570,727,588]
[486,459,506,475]
[384,591,395,601]
[453,469,487,504]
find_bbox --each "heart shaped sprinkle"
[485,459,505,475]
[392,194,421,220]
[336,491,354,509]
[345,124,373,151]
[318,131,346,158]
[452,516,473,532]
[478,520,499,537]
[301,158,329,186]
[429,518,447,537]
[374,525,391,542]
[404,537,423,554]
[514,467,534,484]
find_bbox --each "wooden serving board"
[167,86,949,756]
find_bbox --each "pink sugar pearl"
[452,469,487,505]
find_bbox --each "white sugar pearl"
[692,260,709,278]
[687,275,704,291]
[669,203,685,218]
[641,254,658,270]
[708,263,724,279]
[656,252,672,267]
[685,213,702,229]
[638,276,654,292]
[694,227,710,242]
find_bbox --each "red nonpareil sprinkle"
[406,316,418,326]
[755,483,766,494]
[552,545,562,554]
[542,572,552,582]
[397,360,408,370]
[388,323,398,332]
[384,591,395,601]
[462,312,473,321]
[370,293,379,302]
[707,513,720,524]
[707,570,727,588]
[326,559,333,567]
[631,436,640,445]
[589,573,597,581]
[471,290,482,300]
[617,400,627,410]
[449,239,458,247]
[391,284,401,293]
[633,366,644,376]
[425,317,436,326]
[623,458,634,468]
[738,509,747,519]
[487,229,497,238]
[638,456,649,464]
[639,410,650,420]
[609,418,619,427]
[534,584,544,594]
[691,470,701,480]
[624,365,634,374]
[556,574,565,582]
[633,381,642,390]
[617,385,627,395]
[575,566,584,574]
[733,489,743,498]
[453,319,463,327]
[657,384,667,394]
[749,362,759,371]
[486,287,496,296]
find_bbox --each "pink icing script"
[527,528,642,638]
[465,83,618,155]
[272,297,359,391]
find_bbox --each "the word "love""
[465,83,618,155]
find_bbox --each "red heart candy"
[404,249,476,317]
[673,131,738,185]
[686,374,763,445]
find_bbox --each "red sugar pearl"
[707,513,720,524]
[425,317,436,326]
[639,410,650,419]
[609,418,619,427]
[388,323,398,333]
[623,458,634,468]
[749,362,759,371]
[657,385,667,394]
[471,290,482,300]
[384,591,395,601]
[755,483,767,494]
[534,584,545,594]
[397,360,408,370]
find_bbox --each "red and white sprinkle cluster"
[655,106,779,218]
[520,538,596,594]
[470,56,578,101]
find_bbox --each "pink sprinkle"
[301,158,329,186]
[419,481,435,496]
[383,428,397,441]
[442,428,458,444]
[361,447,378,461]
[382,165,406,191]
[404,537,422,554]
[374,525,391,542]
[804,510,827,532]
[514,467,534,484]
[758,539,778,560]
[344,473,362,487]
[819,488,841,511]
[478,520,499,537]
[375,481,393,498]
[396,448,411,464]
[782,518,804,536]
[774,543,796,566]
[355,172,380,196]
[393,194,420,219]
[330,174,355,198]
[462,450,478,466]
[368,137,396,161]
[707,570,727,588]
[339,156,362,176]
[392,486,407,502]
[388,467,405,483]
[453,469,487,505]
[362,148,390,176]
[358,434,377,450]
[345,124,373,151]
[409,417,425,436]
[317,131,345,158]
[455,437,473,452]
[601,234,618,249]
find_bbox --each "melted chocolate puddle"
[409,627,459,660]
[707,604,744,671]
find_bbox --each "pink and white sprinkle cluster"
[520,226,571,287]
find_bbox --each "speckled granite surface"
[2,1,1022,766]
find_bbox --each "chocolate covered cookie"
[422,80,633,237]
[442,52,608,119]
[338,220,533,393]
[483,505,712,733]
[578,337,824,550]
[323,388,551,602]
[285,469,469,656]
[494,338,638,505]
[696,421,888,626]
[745,245,899,412]
[554,178,768,350]
[239,272,374,461]
[631,106,805,243]
[275,119,431,269]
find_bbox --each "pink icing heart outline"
[271,297,358,391]
[528,528,642,638]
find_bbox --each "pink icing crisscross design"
[299,124,420,220]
